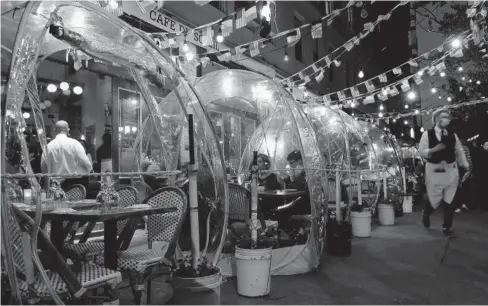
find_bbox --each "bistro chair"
[228,183,267,235]
[62,184,87,243]
[64,186,139,259]
[2,199,121,304]
[94,186,187,305]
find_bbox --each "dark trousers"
[60,176,89,191]
[424,199,455,229]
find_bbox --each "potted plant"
[350,197,372,238]
[234,151,275,297]
[171,114,222,305]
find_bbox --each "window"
[313,39,319,62]
[294,16,302,62]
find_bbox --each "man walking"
[41,120,92,190]
[418,109,470,236]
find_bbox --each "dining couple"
[252,150,311,217]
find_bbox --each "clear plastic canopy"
[189,70,328,269]
[1,1,228,263]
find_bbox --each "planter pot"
[235,246,273,297]
[403,196,413,213]
[326,221,352,256]
[377,204,395,225]
[172,267,222,305]
[351,211,371,237]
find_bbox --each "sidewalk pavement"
[120,210,488,305]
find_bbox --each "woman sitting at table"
[282,150,308,192]
[248,153,282,191]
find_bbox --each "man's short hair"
[432,108,450,125]
[287,150,302,162]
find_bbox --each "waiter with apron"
[418,109,470,236]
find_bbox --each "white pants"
[425,162,459,209]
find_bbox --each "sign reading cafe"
[122,1,203,47]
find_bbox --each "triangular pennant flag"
[235,9,246,29]
[379,73,388,83]
[286,29,301,47]
[249,41,260,57]
[325,56,332,67]
[202,27,213,46]
[436,62,446,71]
[437,45,444,52]
[389,87,399,96]
[450,48,464,57]
[333,59,341,67]
[393,67,402,75]
[400,80,411,92]
[245,6,258,23]
[427,66,437,75]
[466,7,477,18]
[222,18,233,37]
[297,71,305,81]
[377,93,388,101]
[365,81,375,92]
[344,41,354,51]
[311,22,322,39]
[408,60,418,67]
[323,95,331,105]
[352,36,361,45]
[364,22,374,31]
[311,64,319,73]
[364,95,375,104]
[200,56,210,68]
[217,52,231,62]
[377,15,385,22]
[360,31,368,39]
[413,74,423,85]
[351,87,360,97]
[337,91,346,100]
[327,17,334,26]
[303,75,311,84]
[315,70,324,82]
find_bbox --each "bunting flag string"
[280,1,410,85]
[301,30,473,105]
[148,0,359,62]
[354,98,488,121]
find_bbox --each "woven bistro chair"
[62,184,87,243]
[64,186,139,259]
[228,183,267,235]
[3,200,122,304]
[94,186,187,305]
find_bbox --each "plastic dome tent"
[358,121,406,210]
[1,0,228,290]
[187,70,328,275]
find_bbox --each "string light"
[393,119,397,123]
[404,120,408,125]
[462,77,466,81]
[477,80,481,85]
[469,79,473,83]
[358,69,364,79]
[23,112,30,119]
[420,127,425,132]
[458,67,463,72]
[459,86,463,91]
[379,104,384,111]
[414,109,420,114]
[216,27,224,43]
[438,95,442,99]
[73,86,83,95]
[405,104,409,109]
[185,52,194,61]
[379,112,384,118]
[182,41,189,52]
[431,88,437,93]
[451,38,462,48]
[407,91,416,100]
[60,82,69,91]
[440,72,446,77]
[447,97,452,102]
[410,127,415,138]
[284,51,289,62]
[47,84,57,92]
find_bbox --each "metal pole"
[357,171,362,206]
[335,171,341,222]
[250,151,258,244]
[187,114,200,270]
[383,168,388,201]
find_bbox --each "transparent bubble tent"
[1,1,229,298]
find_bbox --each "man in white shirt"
[41,120,93,190]
[418,109,470,236]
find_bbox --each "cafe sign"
[122,1,204,47]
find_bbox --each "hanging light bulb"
[284,51,289,62]
[60,82,69,91]
[216,27,224,43]
[393,118,397,123]
[379,112,384,118]
[431,88,437,93]
[462,76,466,81]
[451,38,462,48]
[414,109,420,114]
[404,120,408,125]
[410,127,415,139]
[108,0,119,9]
[182,41,189,53]
[420,127,425,132]
[185,52,194,61]
[382,88,388,96]
[438,95,442,99]
[407,91,416,100]
[358,69,364,79]
[304,91,308,97]
[401,133,404,136]
[379,104,384,111]
[73,86,83,95]
[440,72,446,77]
[47,84,57,92]
[447,97,452,102]
[23,112,30,119]
[405,104,409,109]
[458,67,463,72]
[469,79,473,83]
[459,86,463,91]
[476,80,481,85]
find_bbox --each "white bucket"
[172,267,222,305]
[351,211,372,237]
[377,204,395,225]
[235,246,273,297]
[403,196,413,213]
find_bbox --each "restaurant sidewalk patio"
[119,209,488,305]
